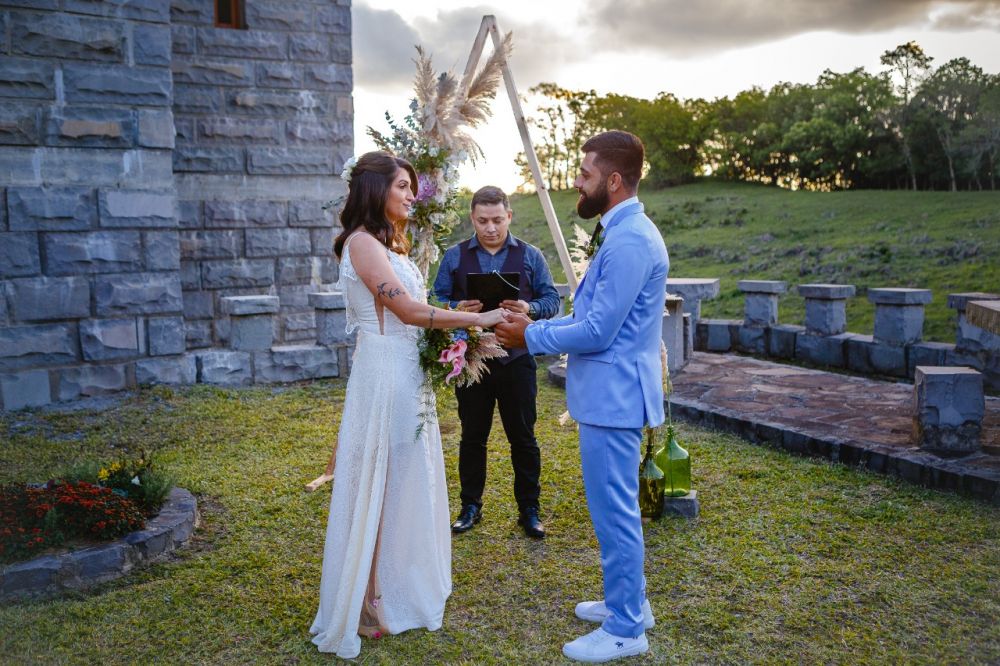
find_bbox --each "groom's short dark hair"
[582,130,644,191]
[470,185,511,211]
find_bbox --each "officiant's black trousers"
[455,354,541,512]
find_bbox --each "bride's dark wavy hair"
[333,151,417,259]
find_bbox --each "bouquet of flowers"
[418,326,507,389]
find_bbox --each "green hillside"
[482,180,1000,343]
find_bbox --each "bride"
[310,151,506,658]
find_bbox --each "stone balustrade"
[739,280,786,327]
[912,366,984,455]
[221,295,279,352]
[869,288,932,346]
[665,278,720,321]
[661,295,687,374]
[798,283,856,335]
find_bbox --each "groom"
[496,130,668,663]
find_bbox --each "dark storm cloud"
[583,0,1000,56]
[353,4,575,91]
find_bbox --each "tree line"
[515,43,1000,192]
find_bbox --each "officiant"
[432,185,560,539]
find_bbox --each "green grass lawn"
[493,180,1000,342]
[2,373,999,664]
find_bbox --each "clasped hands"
[458,299,531,348]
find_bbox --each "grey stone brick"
[907,341,953,378]
[229,314,274,351]
[845,335,906,377]
[9,276,90,321]
[137,109,175,149]
[170,0,212,24]
[913,366,984,455]
[98,190,176,228]
[795,332,852,368]
[136,355,196,385]
[245,0,323,31]
[173,145,244,173]
[10,11,126,63]
[179,260,200,289]
[181,290,213,319]
[171,24,196,54]
[8,186,95,231]
[80,318,140,361]
[197,117,281,144]
[43,231,142,275]
[94,272,183,315]
[246,228,311,257]
[956,313,1000,354]
[0,57,55,99]
[309,291,346,309]
[195,349,252,386]
[37,147,172,187]
[1,189,6,231]
[700,319,738,352]
[736,325,766,354]
[196,28,287,59]
[256,62,303,88]
[63,0,171,23]
[315,308,349,346]
[221,295,279,316]
[63,63,172,106]
[289,32,330,62]
[0,233,41,278]
[0,103,42,145]
[180,230,242,260]
[0,370,52,410]
[172,84,223,114]
[286,119,351,144]
[797,283,856,300]
[247,148,334,175]
[281,311,316,342]
[56,363,129,401]
[177,201,201,229]
[767,324,804,360]
[227,89,333,117]
[278,256,335,285]
[0,11,5,52]
[803,298,848,336]
[276,284,310,309]
[254,344,338,383]
[304,63,351,91]
[184,318,213,348]
[204,200,286,228]
[330,34,351,64]
[43,107,135,148]
[289,200,335,227]
[0,323,78,370]
[133,24,171,66]
[201,259,274,289]
[147,316,186,356]
[171,57,253,86]
[666,278,720,320]
[143,232,180,271]
[873,304,926,346]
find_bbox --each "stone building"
[0,0,353,410]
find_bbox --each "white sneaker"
[562,627,649,663]
[575,599,655,630]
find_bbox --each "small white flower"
[131,475,141,486]
[340,155,359,184]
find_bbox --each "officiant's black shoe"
[451,504,481,534]
[518,506,545,539]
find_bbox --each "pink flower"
[416,174,438,203]
[438,340,468,384]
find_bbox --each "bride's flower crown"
[340,155,359,185]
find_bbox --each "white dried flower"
[340,155,358,184]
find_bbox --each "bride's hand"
[475,308,506,328]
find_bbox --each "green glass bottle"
[638,428,665,520]
[654,424,691,497]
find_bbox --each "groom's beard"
[576,182,610,220]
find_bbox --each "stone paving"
[548,352,1000,503]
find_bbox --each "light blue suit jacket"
[525,200,669,429]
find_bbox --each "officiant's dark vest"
[450,236,533,364]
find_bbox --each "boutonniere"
[585,230,605,259]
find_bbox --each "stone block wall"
[171,0,352,350]
[0,0,182,410]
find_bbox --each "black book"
[466,271,521,311]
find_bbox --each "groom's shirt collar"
[599,195,640,230]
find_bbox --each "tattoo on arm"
[376,282,402,300]
[428,308,435,329]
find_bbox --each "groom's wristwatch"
[527,302,538,319]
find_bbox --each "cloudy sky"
[351,0,1000,192]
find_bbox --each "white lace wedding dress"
[310,233,452,658]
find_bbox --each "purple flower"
[451,329,469,342]
[416,174,438,203]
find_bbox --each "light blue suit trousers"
[526,200,669,637]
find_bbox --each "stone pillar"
[555,283,571,316]
[221,296,278,351]
[947,292,1000,353]
[798,284,856,335]
[309,291,350,346]
[868,288,932,346]
[738,280,786,327]
[912,366,984,456]
[665,278,720,320]
[662,295,686,374]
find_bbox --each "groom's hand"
[495,312,531,348]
